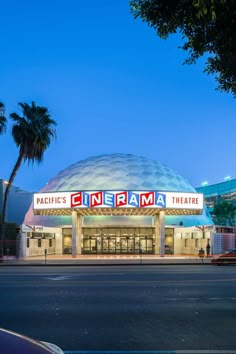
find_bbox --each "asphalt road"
[0,265,236,352]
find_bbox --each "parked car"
[211,248,236,265]
[0,328,64,353]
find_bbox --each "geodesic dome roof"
[24,153,212,227]
[37,153,196,192]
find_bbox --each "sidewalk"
[1,254,213,266]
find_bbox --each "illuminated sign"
[33,191,203,210]
[70,191,166,208]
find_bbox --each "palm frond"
[10,101,56,164]
[0,102,7,134]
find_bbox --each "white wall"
[174,227,212,256]
[21,226,62,257]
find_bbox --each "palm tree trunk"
[0,153,24,258]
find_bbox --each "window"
[44,233,55,239]
[195,239,199,248]
[193,232,201,239]
[184,239,188,247]
[49,239,52,247]
[38,239,41,247]
[27,239,30,248]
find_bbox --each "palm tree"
[0,102,56,258]
[0,102,7,135]
[0,102,7,255]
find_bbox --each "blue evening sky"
[0,0,235,192]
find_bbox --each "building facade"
[196,179,236,210]
[0,179,34,224]
[22,154,213,257]
[197,179,236,254]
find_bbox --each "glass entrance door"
[63,230,72,254]
[120,238,128,253]
[83,237,97,253]
[128,237,135,253]
[90,238,97,253]
[140,237,153,254]
[102,237,108,253]
[102,237,116,253]
[108,238,116,253]
[82,227,155,254]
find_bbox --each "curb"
[0,262,213,266]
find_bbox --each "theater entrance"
[82,227,154,254]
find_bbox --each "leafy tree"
[0,102,56,258]
[4,222,17,256]
[212,200,236,226]
[130,0,236,97]
[0,102,7,134]
[195,225,211,239]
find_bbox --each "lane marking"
[65,351,176,354]
[64,350,236,354]
[65,351,177,354]
[41,278,236,283]
[2,278,236,285]
[165,297,236,302]
[46,275,79,281]
[0,272,125,277]
[45,273,125,281]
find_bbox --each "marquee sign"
[33,191,203,210]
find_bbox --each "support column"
[159,210,165,257]
[18,231,26,258]
[154,215,160,255]
[77,214,82,255]
[72,210,77,258]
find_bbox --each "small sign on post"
[44,249,47,265]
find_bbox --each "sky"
[0,0,235,192]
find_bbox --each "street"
[0,265,236,352]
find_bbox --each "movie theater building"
[22,154,213,257]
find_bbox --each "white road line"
[0,272,126,277]
[165,297,236,301]
[46,275,78,281]
[45,273,126,280]
[64,350,236,354]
